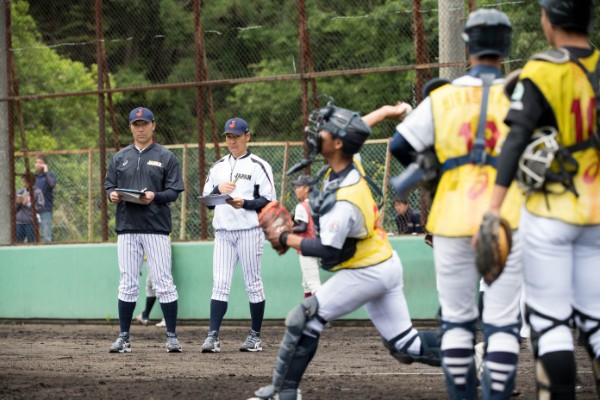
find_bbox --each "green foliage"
[11,0,119,151]
[15,0,600,150]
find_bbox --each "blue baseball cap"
[223,117,249,135]
[129,107,155,124]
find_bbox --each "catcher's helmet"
[539,0,595,34]
[306,101,371,156]
[517,126,579,195]
[462,9,512,58]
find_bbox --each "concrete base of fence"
[0,236,438,320]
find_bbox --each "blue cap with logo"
[129,107,155,124]
[223,117,249,135]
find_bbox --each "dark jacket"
[104,143,184,234]
[395,208,423,234]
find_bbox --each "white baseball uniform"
[203,152,276,303]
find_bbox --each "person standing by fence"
[16,173,44,243]
[34,155,56,242]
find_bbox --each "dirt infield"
[0,321,597,399]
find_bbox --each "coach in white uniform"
[201,117,276,353]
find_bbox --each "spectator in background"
[16,173,45,243]
[393,197,422,235]
[34,155,57,242]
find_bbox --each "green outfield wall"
[0,236,438,321]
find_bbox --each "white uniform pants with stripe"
[434,233,523,329]
[309,252,417,348]
[211,228,265,303]
[117,233,178,303]
[520,209,600,357]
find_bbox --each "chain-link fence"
[16,139,409,242]
[5,0,600,243]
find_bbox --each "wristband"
[279,232,289,248]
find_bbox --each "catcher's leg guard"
[535,351,576,399]
[526,305,576,398]
[440,319,478,400]
[383,328,441,366]
[481,364,517,400]
[480,322,520,399]
[254,296,321,400]
[574,308,600,397]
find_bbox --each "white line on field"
[306,372,444,376]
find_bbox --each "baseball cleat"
[109,332,131,353]
[134,313,149,326]
[240,329,262,352]
[201,330,221,353]
[166,332,182,352]
[156,318,166,327]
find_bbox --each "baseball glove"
[475,212,512,285]
[258,201,293,255]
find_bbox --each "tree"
[11,0,108,151]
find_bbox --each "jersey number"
[458,121,501,152]
[571,97,596,142]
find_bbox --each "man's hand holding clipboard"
[111,188,154,205]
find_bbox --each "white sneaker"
[156,318,166,327]
[135,314,149,326]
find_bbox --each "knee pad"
[285,296,319,336]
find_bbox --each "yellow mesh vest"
[426,82,522,236]
[324,164,393,271]
[519,50,600,225]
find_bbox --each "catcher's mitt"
[475,212,512,285]
[258,201,293,255]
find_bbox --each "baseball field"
[1,321,597,399]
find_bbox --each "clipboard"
[198,194,232,206]
[115,188,147,204]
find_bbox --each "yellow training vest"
[519,49,600,225]
[323,164,393,271]
[426,82,523,236]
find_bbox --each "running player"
[104,106,184,353]
[201,117,276,353]
[488,1,600,397]
[364,9,523,399]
